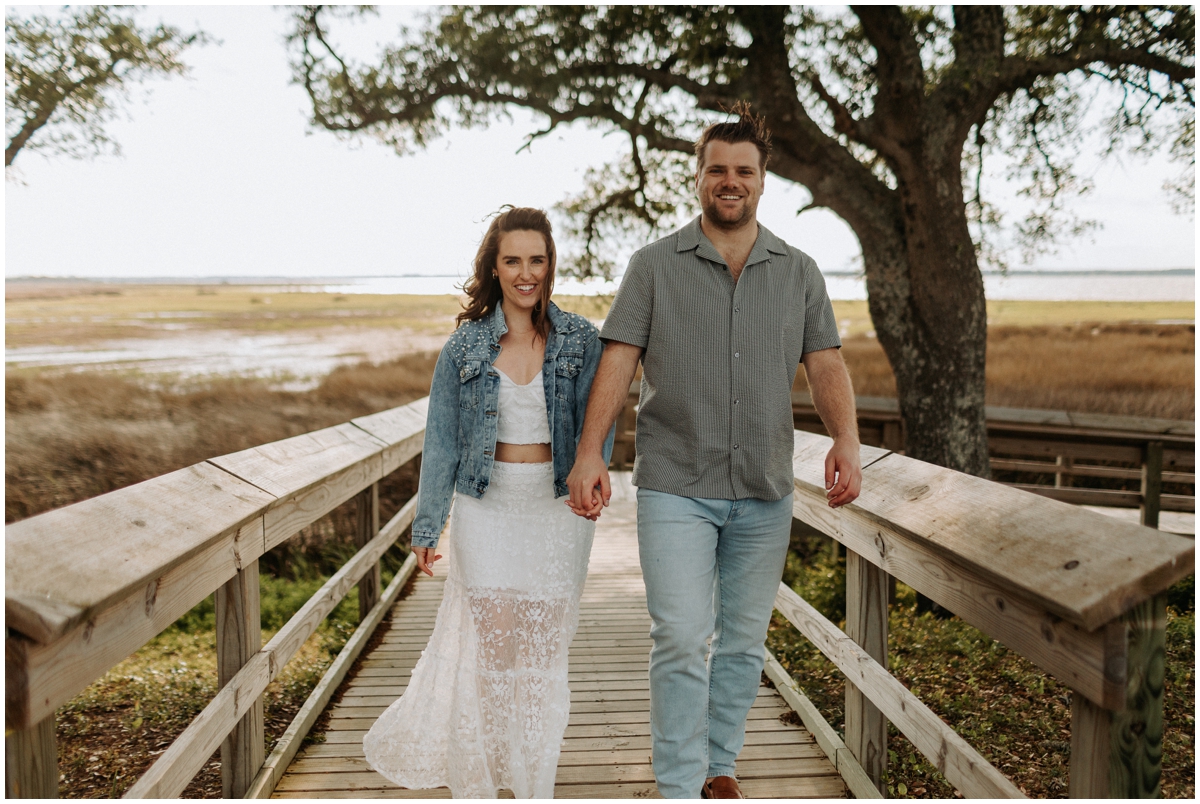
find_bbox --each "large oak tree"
[290,5,1193,476]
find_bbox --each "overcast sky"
[5,5,1195,286]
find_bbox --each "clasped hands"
[565,450,610,520]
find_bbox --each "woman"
[364,207,613,798]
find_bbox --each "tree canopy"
[5,5,210,168]
[290,5,1194,474]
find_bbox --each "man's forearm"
[578,342,643,454]
[803,348,859,444]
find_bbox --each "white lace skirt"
[364,461,595,798]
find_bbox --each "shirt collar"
[487,300,572,342]
[675,215,788,269]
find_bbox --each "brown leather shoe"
[701,776,745,799]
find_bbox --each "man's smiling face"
[695,139,766,231]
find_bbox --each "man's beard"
[702,196,754,230]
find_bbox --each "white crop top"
[495,366,552,444]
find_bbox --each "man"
[566,106,862,799]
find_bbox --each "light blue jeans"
[636,488,794,799]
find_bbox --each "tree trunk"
[845,146,990,618]
[856,158,991,478]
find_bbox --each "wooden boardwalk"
[272,474,846,798]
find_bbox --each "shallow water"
[5,327,451,388]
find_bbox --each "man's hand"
[564,341,643,521]
[824,438,862,508]
[413,546,442,577]
[567,449,610,519]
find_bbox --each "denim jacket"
[410,302,615,548]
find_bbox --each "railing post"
[1140,441,1163,529]
[355,483,381,618]
[6,631,58,798]
[1069,592,1166,798]
[216,559,263,798]
[845,550,888,794]
[5,716,57,798]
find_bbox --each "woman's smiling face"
[495,229,551,317]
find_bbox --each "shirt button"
[734,399,739,405]
[733,444,740,450]
[734,352,740,358]
[734,307,740,313]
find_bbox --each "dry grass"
[5,353,437,523]
[798,323,1195,420]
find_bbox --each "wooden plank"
[13,520,260,728]
[300,728,814,758]
[1069,692,1111,797]
[246,552,418,799]
[350,399,427,475]
[1109,593,1167,797]
[5,462,273,645]
[763,650,881,799]
[844,551,887,793]
[773,582,1024,798]
[1013,485,1194,513]
[1066,410,1195,438]
[793,484,1127,708]
[289,742,827,776]
[272,788,455,799]
[4,714,56,798]
[1141,442,1164,529]
[216,560,264,798]
[355,484,381,619]
[792,429,1194,632]
[209,423,386,550]
[988,436,1145,464]
[990,458,1194,485]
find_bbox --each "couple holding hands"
[364,108,862,799]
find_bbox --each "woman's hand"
[413,546,443,577]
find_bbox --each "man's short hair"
[694,101,772,171]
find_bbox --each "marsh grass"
[800,323,1195,420]
[5,353,437,522]
[771,531,1196,798]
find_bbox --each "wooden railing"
[773,429,1193,798]
[6,396,1194,798]
[5,399,429,798]
[792,391,1196,527]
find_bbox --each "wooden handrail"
[5,398,428,797]
[780,429,1194,797]
[5,397,1193,798]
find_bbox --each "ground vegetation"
[770,528,1195,798]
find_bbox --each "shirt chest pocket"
[458,361,484,409]
[554,355,582,400]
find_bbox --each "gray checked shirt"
[601,216,842,501]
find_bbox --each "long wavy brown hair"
[457,206,557,341]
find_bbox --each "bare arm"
[566,341,644,516]
[801,347,862,507]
